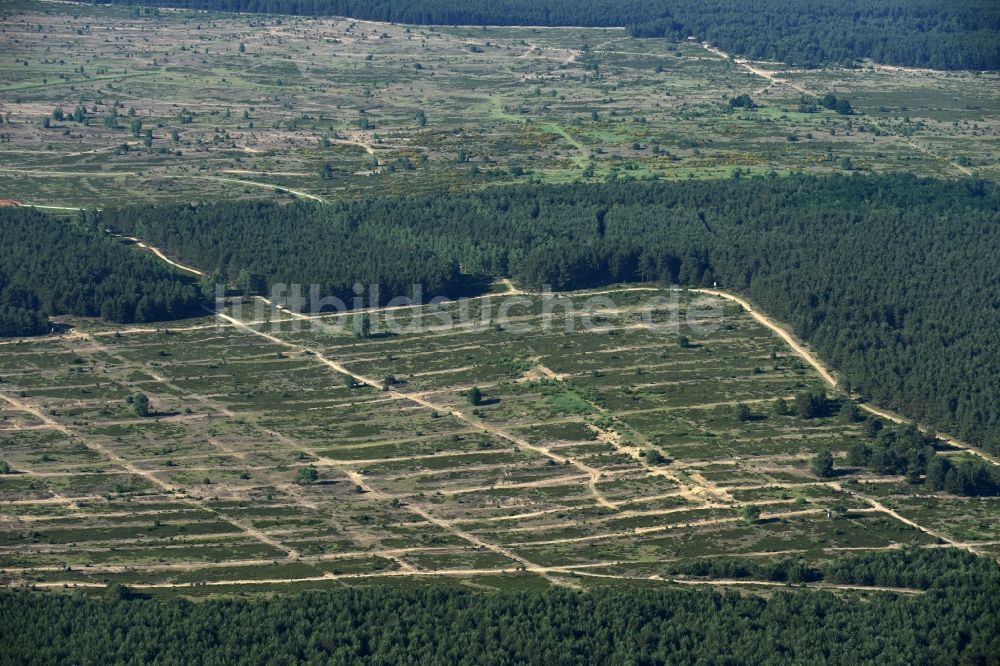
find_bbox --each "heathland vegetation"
[82,0,1000,69]
[96,174,1000,451]
[2,3,999,662]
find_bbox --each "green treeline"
[847,421,1000,496]
[1,549,998,664]
[98,173,1000,452]
[0,304,49,338]
[0,208,205,335]
[670,547,1000,590]
[791,395,999,497]
[83,0,1000,69]
[94,202,467,305]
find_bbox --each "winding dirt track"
[215,310,617,513]
[694,288,999,467]
[95,235,1000,501]
[122,237,205,276]
[0,390,300,559]
[700,43,974,177]
[9,234,994,588]
[13,171,326,206]
[64,226,998,475]
[23,570,926,594]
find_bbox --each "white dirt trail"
[54,232,992,568]
[214,309,617,513]
[123,227,992,474]
[0,390,299,559]
[700,43,973,177]
[694,288,999,467]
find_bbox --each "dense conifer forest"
[83,0,1000,69]
[98,174,1000,452]
[0,208,204,334]
[2,549,998,664]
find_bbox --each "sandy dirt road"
[695,288,998,467]
[700,43,973,177]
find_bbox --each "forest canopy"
[97,174,1000,453]
[0,208,205,335]
[82,0,1000,69]
[2,549,999,664]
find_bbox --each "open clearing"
[3,268,997,593]
[1,1,998,208]
[1,1,998,597]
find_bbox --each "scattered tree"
[840,401,863,423]
[352,313,371,338]
[812,449,835,478]
[795,391,828,419]
[295,466,319,485]
[773,398,789,416]
[130,393,151,417]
